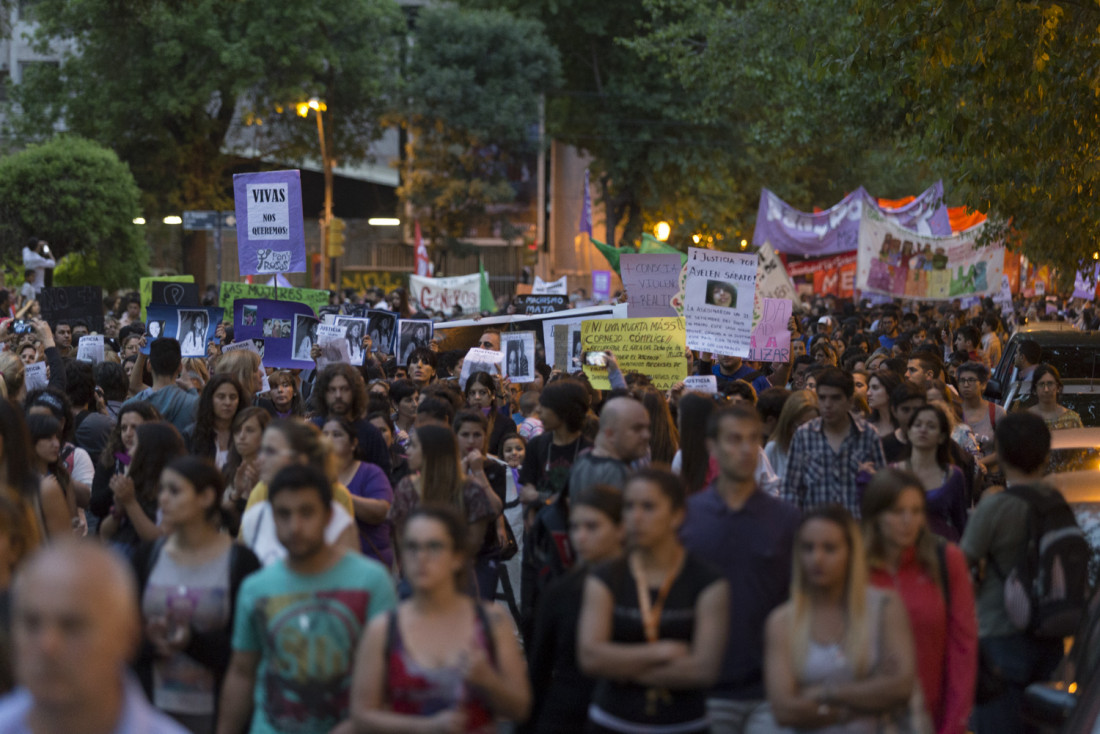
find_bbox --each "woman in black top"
[527,483,623,734]
[578,468,729,734]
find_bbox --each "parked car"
[988,324,1100,409]
[1007,380,1100,428]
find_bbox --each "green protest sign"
[139,276,194,322]
[218,282,329,321]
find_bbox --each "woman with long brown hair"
[765,505,915,731]
[632,385,679,466]
[672,392,717,495]
[862,469,977,734]
[184,374,247,471]
[464,371,517,457]
[764,390,819,481]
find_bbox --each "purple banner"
[233,298,316,368]
[752,181,951,257]
[232,170,306,276]
[1074,264,1099,300]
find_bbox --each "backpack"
[993,484,1090,638]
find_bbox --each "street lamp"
[298,97,333,289]
[163,215,182,225]
[655,221,671,242]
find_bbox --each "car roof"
[1050,427,1100,450]
[1014,322,1079,334]
[1007,328,1100,345]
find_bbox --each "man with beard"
[310,364,392,477]
[217,465,396,734]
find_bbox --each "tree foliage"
[0,136,147,291]
[856,0,1100,273]
[397,5,560,251]
[6,0,403,215]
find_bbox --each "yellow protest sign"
[581,317,686,390]
[218,282,329,321]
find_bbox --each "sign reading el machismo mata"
[233,170,306,276]
[856,206,1003,301]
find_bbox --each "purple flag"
[579,169,592,237]
[233,170,307,276]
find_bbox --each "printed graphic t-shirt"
[231,552,397,734]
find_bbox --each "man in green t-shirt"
[960,413,1064,734]
[217,465,397,734]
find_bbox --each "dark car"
[988,324,1100,408]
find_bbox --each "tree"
[6,0,403,216]
[0,136,148,291]
[856,0,1100,273]
[397,5,560,258]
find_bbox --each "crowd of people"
[0,276,1092,734]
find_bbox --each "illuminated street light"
[692,234,701,244]
[368,218,401,226]
[133,217,146,225]
[655,221,671,241]
[163,216,182,225]
[740,239,748,249]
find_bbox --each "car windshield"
[1050,447,1100,474]
[1010,393,1100,427]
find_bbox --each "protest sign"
[501,331,536,383]
[1073,264,1099,301]
[408,273,482,314]
[76,335,104,364]
[532,276,567,295]
[143,305,224,358]
[683,248,757,357]
[786,252,857,299]
[459,347,505,389]
[24,362,47,393]
[38,286,104,333]
[139,276,195,321]
[747,298,792,362]
[755,243,798,304]
[592,271,612,301]
[397,320,434,366]
[232,298,315,368]
[233,170,306,275]
[515,294,568,315]
[219,282,327,320]
[222,339,262,357]
[552,324,570,369]
[620,253,681,318]
[857,207,1004,300]
[329,317,368,364]
[316,324,350,370]
[581,317,687,390]
[542,312,614,369]
[683,375,717,394]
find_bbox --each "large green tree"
[6,0,403,215]
[398,5,560,257]
[0,136,147,291]
[856,0,1100,273]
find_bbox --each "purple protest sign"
[592,270,611,301]
[752,181,951,257]
[1073,264,1099,300]
[233,170,306,276]
[747,298,792,362]
[621,253,681,318]
[233,298,316,368]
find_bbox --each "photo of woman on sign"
[705,280,737,308]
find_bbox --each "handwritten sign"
[621,253,681,318]
[76,335,104,364]
[756,243,798,302]
[683,375,718,394]
[532,275,567,295]
[683,248,758,357]
[459,347,505,389]
[140,276,195,322]
[747,298,792,363]
[542,312,614,369]
[222,339,262,356]
[38,286,104,333]
[408,273,481,314]
[233,170,306,275]
[581,317,687,390]
[316,324,350,370]
[515,294,567,315]
[219,282,327,321]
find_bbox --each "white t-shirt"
[239,500,355,567]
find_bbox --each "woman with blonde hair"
[764,390,819,480]
[213,349,264,400]
[765,505,915,732]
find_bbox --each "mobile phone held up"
[585,351,608,368]
[11,320,33,335]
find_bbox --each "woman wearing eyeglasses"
[351,505,531,733]
[1028,364,1083,430]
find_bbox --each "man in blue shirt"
[681,405,800,734]
[709,354,771,396]
[124,338,199,435]
[0,542,187,734]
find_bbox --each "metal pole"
[317,108,332,292]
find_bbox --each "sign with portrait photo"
[397,319,434,366]
[500,331,536,384]
[683,247,757,357]
[232,298,315,368]
[142,305,224,357]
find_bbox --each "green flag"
[638,233,688,266]
[591,235,630,274]
[478,257,496,313]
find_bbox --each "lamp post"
[298,98,332,289]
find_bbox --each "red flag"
[415,221,432,277]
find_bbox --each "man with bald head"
[0,541,187,733]
[567,395,650,496]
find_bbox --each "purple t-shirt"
[346,462,395,567]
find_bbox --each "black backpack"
[993,484,1090,638]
